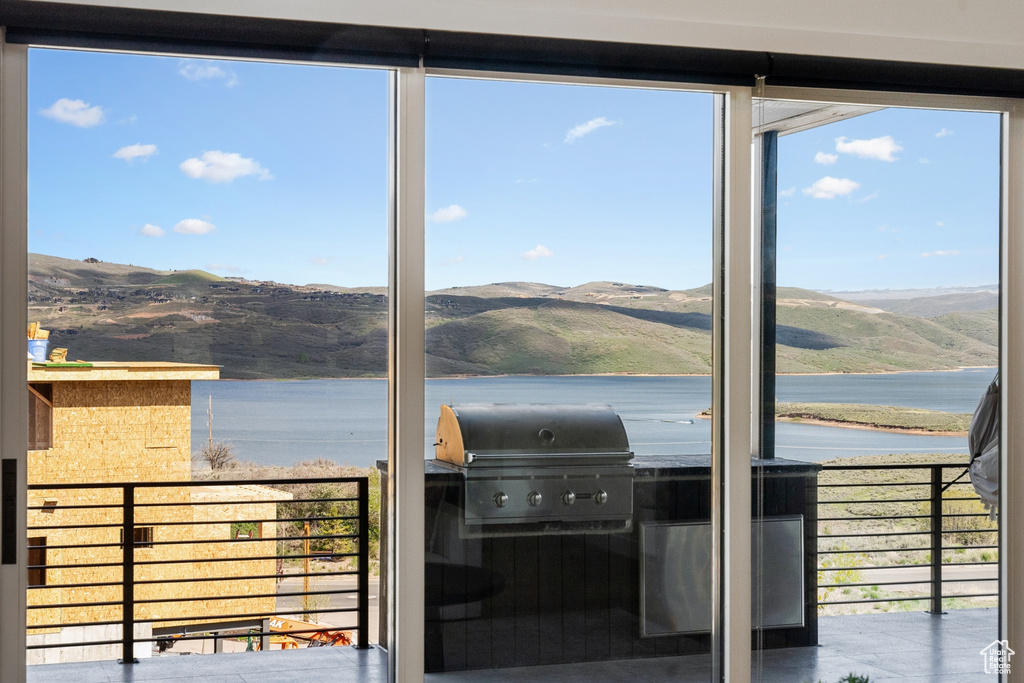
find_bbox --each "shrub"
[942,493,997,547]
[192,440,237,470]
[818,542,866,606]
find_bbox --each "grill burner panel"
[464,471,632,525]
[434,403,634,531]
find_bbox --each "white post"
[1001,101,1024,683]
[387,66,426,683]
[0,35,28,683]
[723,86,753,683]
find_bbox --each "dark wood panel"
[489,537,518,668]
[411,467,820,672]
[514,536,540,666]
[465,536,494,669]
[607,530,636,660]
[584,533,611,661]
[537,535,564,665]
[439,499,468,671]
[560,535,587,662]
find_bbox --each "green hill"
[28,254,997,379]
[151,270,227,285]
[29,253,166,286]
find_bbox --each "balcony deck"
[27,608,998,682]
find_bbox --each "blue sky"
[29,49,390,287]
[777,107,1000,291]
[29,49,1000,293]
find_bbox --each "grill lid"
[435,403,632,468]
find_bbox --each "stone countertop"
[377,454,820,477]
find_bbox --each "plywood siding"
[27,379,290,641]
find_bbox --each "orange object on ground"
[266,617,353,647]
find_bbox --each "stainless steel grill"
[434,403,634,532]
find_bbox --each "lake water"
[190,369,997,468]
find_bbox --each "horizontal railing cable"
[24,476,373,660]
[817,463,999,614]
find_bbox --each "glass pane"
[753,102,1000,682]
[27,48,388,671]
[421,76,718,681]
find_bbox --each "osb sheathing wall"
[27,380,289,639]
[29,380,192,486]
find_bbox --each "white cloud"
[835,135,902,162]
[921,250,959,258]
[178,60,238,87]
[936,221,945,226]
[521,244,554,261]
[936,128,954,138]
[40,98,105,127]
[878,225,897,233]
[113,143,158,162]
[802,176,860,199]
[516,178,538,184]
[778,187,796,197]
[919,157,930,164]
[814,152,838,165]
[173,218,216,235]
[565,117,618,143]
[140,224,165,237]
[878,254,890,259]
[310,257,329,266]
[446,255,464,265]
[857,190,880,203]
[428,205,468,223]
[180,151,272,183]
[207,263,240,272]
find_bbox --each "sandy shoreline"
[774,416,968,437]
[697,411,968,436]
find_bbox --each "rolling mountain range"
[28,254,996,379]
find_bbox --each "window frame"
[411,66,755,681]
[758,85,1024,671]
[26,383,51,451]
[0,34,1019,683]
[119,526,154,550]
[26,536,45,588]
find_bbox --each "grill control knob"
[561,491,576,506]
[594,490,608,505]
[493,492,508,508]
[527,491,543,507]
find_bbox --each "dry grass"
[817,453,997,615]
[778,403,971,433]
[193,458,381,573]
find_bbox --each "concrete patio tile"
[846,646,992,677]
[892,625,998,649]
[816,630,936,655]
[27,661,113,683]
[753,656,903,683]
[426,669,514,682]
[22,609,1001,683]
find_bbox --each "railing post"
[120,484,139,663]
[928,466,945,615]
[356,477,369,649]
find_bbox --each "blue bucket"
[28,340,49,362]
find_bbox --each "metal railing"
[817,463,998,613]
[26,476,371,662]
